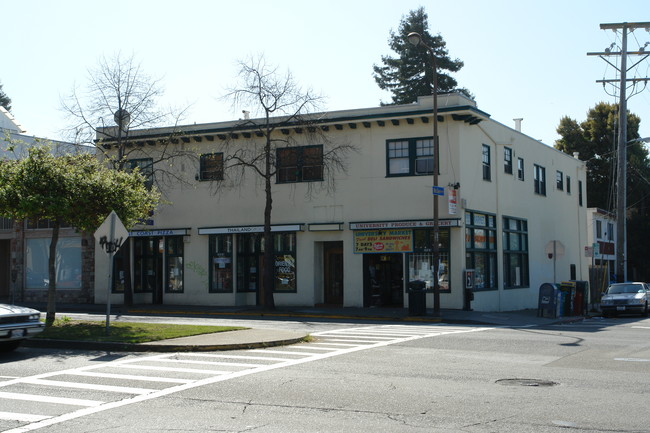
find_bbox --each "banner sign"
[354,229,413,254]
[350,219,460,230]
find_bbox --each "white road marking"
[0,392,103,407]
[0,324,492,433]
[0,413,50,423]
[111,364,231,375]
[67,371,193,384]
[20,378,155,395]
[614,358,650,362]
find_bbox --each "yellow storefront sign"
[354,230,413,253]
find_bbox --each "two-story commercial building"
[94,93,589,312]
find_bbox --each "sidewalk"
[24,303,588,352]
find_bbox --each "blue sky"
[3,0,650,147]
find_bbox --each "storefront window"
[210,234,233,293]
[166,237,184,293]
[237,233,297,293]
[408,228,450,292]
[465,211,497,290]
[25,237,81,289]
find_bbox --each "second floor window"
[504,147,513,174]
[128,158,154,189]
[199,153,223,181]
[386,137,433,176]
[556,170,564,191]
[534,164,546,195]
[517,157,525,181]
[482,144,491,181]
[277,145,323,183]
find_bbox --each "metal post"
[407,31,440,316]
[615,26,628,283]
[105,212,116,336]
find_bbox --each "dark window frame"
[128,158,154,189]
[209,234,233,293]
[465,211,497,291]
[578,180,583,206]
[504,147,513,175]
[482,144,491,181]
[517,157,525,181]
[534,164,546,196]
[386,137,434,177]
[556,170,564,191]
[277,145,324,183]
[503,216,529,289]
[199,153,224,181]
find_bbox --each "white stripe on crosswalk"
[0,412,50,422]
[0,391,103,407]
[21,378,155,395]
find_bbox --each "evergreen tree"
[373,7,469,105]
[0,81,11,112]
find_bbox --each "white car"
[0,304,45,351]
[600,282,650,318]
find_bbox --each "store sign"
[350,219,460,230]
[354,230,413,254]
[130,229,189,237]
[448,188,458,214]
[198,224,303,235]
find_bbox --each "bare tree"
[61,53,194,189]
[60,53,193,305]
[223,57,355,308]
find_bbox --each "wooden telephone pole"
[588,22,650,282]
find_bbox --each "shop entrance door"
[134,237,163,304]
[363,254,404,307]
[324,242,344,305]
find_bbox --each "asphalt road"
[1,315,649,433]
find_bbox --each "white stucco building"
[94,93,589,312]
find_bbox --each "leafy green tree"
[373,7,470,105]
[0,144,160,325]
[555,102,646,210]
[555,102,650,280]
[0,81,11,112]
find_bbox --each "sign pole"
[95,210,129,337]
[105,212,116,336]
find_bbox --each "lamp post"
[408,31,441,315]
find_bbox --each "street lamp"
[408,31,441,316]
[617,136,650,282]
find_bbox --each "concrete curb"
[24,333,310,353]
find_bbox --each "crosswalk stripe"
[67,371,193,384]
[21,378,155,395]
[0,412,51,422]
[0,391,103,407]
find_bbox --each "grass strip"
[36,319,246,344]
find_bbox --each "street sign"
[432,186,445,196]
[95,211,129,254]
[94,210,129,336]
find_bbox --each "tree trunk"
[45,222,60,327]
[261,130,275,309]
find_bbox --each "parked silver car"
[600,282,650,317]
[0,304,45,351]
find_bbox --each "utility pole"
[588,22,650,282]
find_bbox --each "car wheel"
[643,302,649,317]
[0,341,22,352]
